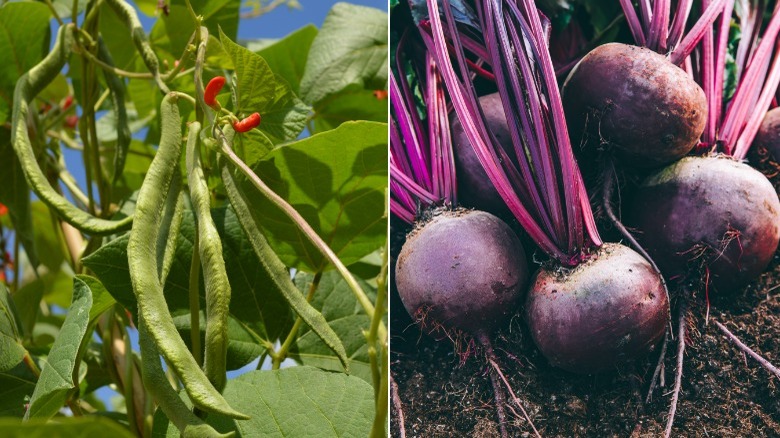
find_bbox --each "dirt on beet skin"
[389,216,780,437]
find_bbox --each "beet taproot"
[628,156,780,292]
[395,209,528,336]
[525,243,669,374]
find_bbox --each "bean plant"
[0,0,388,436]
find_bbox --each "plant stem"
[117,313,140,437]
[368,245,388,395]
[23,351,41,378]
[44,0,63,26]
[273,272,322,369]
[369,344,388,438]
[189,230,203,367]
[47,129,83,151]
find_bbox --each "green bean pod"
[11,24,133,235]
[139,317,234,438]
[128,93,247,420]
[104,0,169,93]
[186,121,230,392]
[158,171,185,284]
[219,154,349,371]
[96,38,132,184]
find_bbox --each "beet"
[450,93,513,215]
[395,209,528,336]
[753,107,780,162]
[563,43,707,167]
[628,156,780,292]
[525,243,668,374]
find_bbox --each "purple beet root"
[395,209,528,337]
[563,43,707,167]
[753,107,780,162]
[628,156,780,292]
[450,93,513,215]
[525,243,669,374]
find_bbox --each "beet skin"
[450,93,513,215]
[753,107,780,162]
[525,243,669,374]
[628,156,780,292]
[563,43,707,167]
[395,210,528,336]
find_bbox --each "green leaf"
[0,416,135,438]
[153,366,374,437]
[219,29,310,143]
[0,2,50,123]
[291,271,376,383]
[25,277,93,420]
[30,201,67,272]
[83,208,295,346]
[0,282,25,372]
[311,83,387,133]
[78,275,116,324]
[0,360,37,417]
[299,3,388,105]
[238,120,387,271]
[253,25,318,94]
[0,129,36,270]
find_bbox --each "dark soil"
[389,216,780,437]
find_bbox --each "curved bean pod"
[128,93,247,419]
[186,121,230,392]
[104,0,169,93]
[12,24,133,235]
[139,317,234,438]
[96,38,132,184]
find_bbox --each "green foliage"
[291,270,376,383]
[238,121,388,272]
[0,417,136,438]
[299,3,388,132]
[0,283,25,373]
[219,29,310,144]
[25,277,93,420]
[253,25,318,95]
[152,366,375,437]
[0,0,53,268]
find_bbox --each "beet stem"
[664,297,688,438]
[714,320,780,380]
[646,328,669,404]
[390,373,407,438]
[602,163,672,317]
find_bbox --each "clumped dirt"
[390,215,780,437]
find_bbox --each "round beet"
[563,43,707,167]
[753,107,780,162]
[450,93,513,215]
[525,243,668,374]
[395,209,528,336]
[628,156,780,292]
